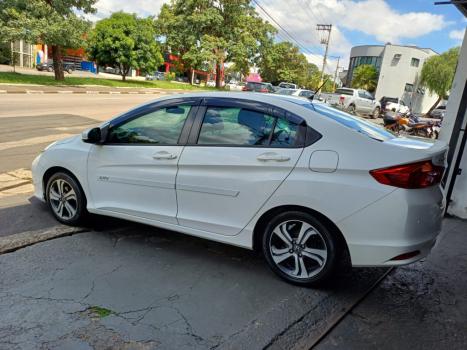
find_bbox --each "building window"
[411,58,420,67]
[391,54,401,66]
[404,83,414,93]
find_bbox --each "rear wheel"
[46,172,86,225]
[347,104,356,114]
[372,107,380,119]
[262,211,340,286]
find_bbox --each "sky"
[86,0,467,74]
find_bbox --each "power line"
[252,0,321,60]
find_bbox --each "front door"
[87,102,197,224]
[176,100,304,236]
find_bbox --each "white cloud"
[86,0,166,21]
[449,28,466,41]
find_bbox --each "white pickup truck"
[326,88,381,118]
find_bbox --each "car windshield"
[277,97,395,142]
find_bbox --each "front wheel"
[262,211,340,286]
[46,172,86,225]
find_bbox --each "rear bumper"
[338,186,444,266]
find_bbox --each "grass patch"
[0,72,217,90]
[88,306,113,318]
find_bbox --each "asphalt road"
[0,94,158,173]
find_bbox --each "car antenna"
[309,78,329,101]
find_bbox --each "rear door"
[175,98,305,236]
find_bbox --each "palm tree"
[351,64,378,92]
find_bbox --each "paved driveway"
[0,211,387,350]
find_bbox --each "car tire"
[262,211,340,286]
[372,107,380,119]
[347,104,356,114]
[46,172,87,226]
[47,66,53,72]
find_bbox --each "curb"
[0,226,88,254]
[9,90,164,95]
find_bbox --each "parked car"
[327,88,381,118]
[242,82,275,93]
[32,92,447,286]
[275,88,296,95]
[382,97,410,114]
[145,71,165,81]
[226,81,245,91]
[36,62,75,74]
[278,82,298,89]
[429,105,446,119]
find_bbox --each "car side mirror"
[82,127,102,144]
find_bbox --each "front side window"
[108,105,191,144]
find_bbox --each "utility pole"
[333,56,340,91]
[316,24,332,91]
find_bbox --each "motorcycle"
[384,111,441,139]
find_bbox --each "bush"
[165,72,176,81]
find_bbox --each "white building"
[346,44,439,113]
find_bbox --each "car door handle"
[152,151,177,160]
[257,152,290,162]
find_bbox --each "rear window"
[335,88,354,96]
[297,102,395,142]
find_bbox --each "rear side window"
[197,107,301,147]
[108,105,191,144]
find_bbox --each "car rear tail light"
[259,88,269,93]
[242,86,248,91]
[370,160,444,189]
[339,96,345,103]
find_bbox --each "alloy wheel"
[269,220,328,279]
[48,178,78,220]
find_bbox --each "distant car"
[226,81,245,91]
[327,88,381,118]
[206,81,216,87]
[429,105,446,119]
[275,88,297,95]
[275,89,316,99]
[145,72,165,81]
[278,82,298,89]
[36,62,74,74]
[242,82,275,93]
[104,66,120,75]
[383,98,410,114]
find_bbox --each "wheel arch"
[252,205,351,264]
[42,166,87,204]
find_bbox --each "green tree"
[0,42,12,65]
[0,0,96,80]
[351,64,378,92]
[87,12,164,81]
[421,47,460,114]
[258,41,319,88]
[155,0,275,87]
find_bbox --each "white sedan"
[32,92,447,286]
